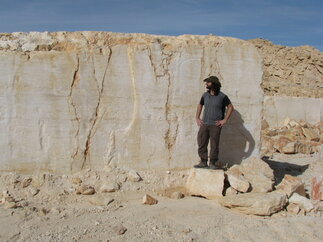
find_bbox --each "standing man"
[194,76,234,169]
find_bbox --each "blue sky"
[1,0,322,51]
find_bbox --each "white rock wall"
[264,96,323,127]
[0,32,263,173]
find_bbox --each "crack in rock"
[81,49,112,169]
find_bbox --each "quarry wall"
[0,32,263,173]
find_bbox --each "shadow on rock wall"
[219,110,255,167]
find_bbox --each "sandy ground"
[0,152,322,242]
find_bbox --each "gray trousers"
[197,125,222,161]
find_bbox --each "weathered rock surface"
[186,168,224,199]
[0,31,263,172]
[218,191,287,216]
[276,174,306,197]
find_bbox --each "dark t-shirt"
[199,91,231,125]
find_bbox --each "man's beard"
[206,86,212,90]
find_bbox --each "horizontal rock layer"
[0,32,263,172]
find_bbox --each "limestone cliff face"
[0,32,263,173]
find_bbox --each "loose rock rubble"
[261,118,322,156]
[186,156,320,216]
[248,38,323,98]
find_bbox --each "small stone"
[22,178,32,188]
[289,193,314,212]
[40,208,49,215]
[170,191,184,199]
[113,225,127,235]
[287,203,300,215]
[142,194,158,205]
[76,185,95,195]
[128,170,142,182]
[71,177,82,184]
[100,183,120,193]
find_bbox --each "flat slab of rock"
[218,191,287,216]
[186,168,224,199]
[276,174,306,197]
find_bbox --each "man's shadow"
[218,110,255,167]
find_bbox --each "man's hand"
[196,118,204,126]
[215,119,226,127]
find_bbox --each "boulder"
[311,175,323,200]
[276,175,306,197]
[226,166,250,192]
[186,168,224,199]
[142,194,158,205]
[218,191,287,216]
[236,157,274,193]
[289,193,314,212]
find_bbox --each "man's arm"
[196,104,204,126]
[215,103,234,127]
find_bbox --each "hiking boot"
[193,159,208,168]
[209,160,220,170]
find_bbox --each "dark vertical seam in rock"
[82,48,112,169]
[69,54,80,167]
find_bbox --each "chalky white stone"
[0,32,263,172]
